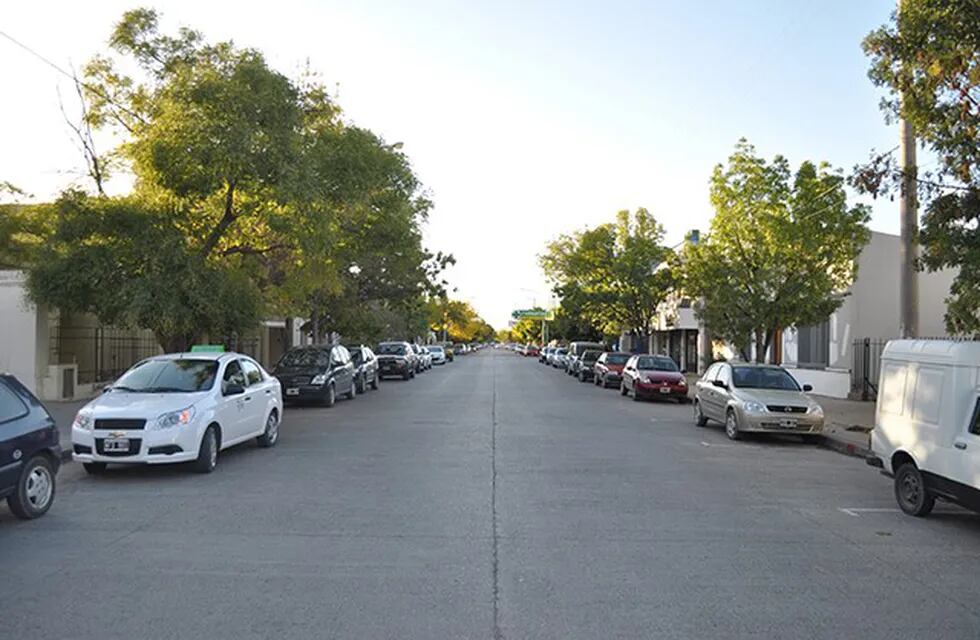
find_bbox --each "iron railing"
[851,337,887,401]
[50,326,161,384]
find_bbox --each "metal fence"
[851,337,887,401]
[50,325,162,384]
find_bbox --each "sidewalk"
[45,399,90,462]
[814,394,874,458]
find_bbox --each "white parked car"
[72,352,282,474]
[868,340,980,517]
[427,345,448,365]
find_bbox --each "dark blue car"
[0,374,61,519]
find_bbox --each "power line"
[0,29,145,124]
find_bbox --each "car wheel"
[257,411,279,448]
[83,462,107,475]
[194,425,219,474]
[347,380,357,400]
[322,383,336,407]
[578,371,585,382]
[725,409,742,441]
[371,373,380,390]
[894,462,935,517]
[694,400,708,427]
[403,369,412,381]
[632,388,643,402]
[356,374,366,394]
[7,455,56,519]
[620,382,628,396]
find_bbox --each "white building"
[781,231,957,398]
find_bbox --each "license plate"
[286,388,300,396]
[104,438,130,452]
[779,419,798,428]
[659,387,672,394]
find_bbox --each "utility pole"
[898,0,919,339]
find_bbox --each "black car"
[347,345,381,393]
[272,344,357,407]
[377,342,416,380]
[577,349,604,382]
[1,374,61,519]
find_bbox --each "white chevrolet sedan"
[71,352,282,474]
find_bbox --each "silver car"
[692,362,824,441]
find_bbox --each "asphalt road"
[2,350,980,639]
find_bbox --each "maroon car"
[620,354,689,402]
[593,352,631,388]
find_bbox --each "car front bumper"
[72,425,200,465]
[378,361,411,376]
[635,382,688,399]
[738,410,824,434]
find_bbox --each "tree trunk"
[311,310,320,345]
[156,332,199,354]
[754,328,765,363]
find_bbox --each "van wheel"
[194,426,219,474]
[7,455,56,519]
[725,409,742,441]
[894,463,935,517]
[694,401,708,427]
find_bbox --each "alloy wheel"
[25,466,53,511]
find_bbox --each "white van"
[868,339,980,516]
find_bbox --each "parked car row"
[1,339,459,520]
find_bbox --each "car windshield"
[636,356,678,371]
[277,348,329,368]
[113,359,218,392]
[428,346,444,353]
[349,349,364,365]
[378,343,407,355]
[732,366,801,390]
[555,349,567,355]
[582,350,601,362]
[606,354,630,364]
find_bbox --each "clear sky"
[2,0,902,328]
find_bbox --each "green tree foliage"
[427,298,495,343]
[862,0,980,333]
[26,8,449,349]
[540,208,675,338]
[683,140,871,361]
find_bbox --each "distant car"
[74,352,282,475]
[539,347,553,364]
[525,344,540,357]
[567,341,606,376]
[620,354,688,403]
[410,343,429,372]
[0,374,61,519]
[427,345,448,365]
[693,362,823,442]
[377,342,416,380]
[576,349,604,382]
[417,345,433,370]
[347,345,381,393]
[274,344,358,406]
[453,343,469,356]
[593,352,631,388]
[551,347,568,368]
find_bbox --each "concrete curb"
[818,435,871,459]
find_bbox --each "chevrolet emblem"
[110,431,126,437]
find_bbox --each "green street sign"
[512,309,554,321]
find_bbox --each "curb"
[818,435,871,459]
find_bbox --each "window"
[911,367,943,426]
[716,365,732,387]
[223,361,246,388]
[879,363,908,416]
[797,321,829,369]
[0,381,28,424]
[114,359,219,393]
[277,348,330,368]
[969,398,980,436]
[241,360,263,386]
[377,343,407,355]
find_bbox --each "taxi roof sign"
[190,345,225,353]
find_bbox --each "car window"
[0,381,28,424]
[378,343,407,355]
[731,366,799,390]
[278,348,331,368]
[223,360,247,387]
[716,365,732,387]
[241,359,263,386]
[636,356,679,371]
[968,397,980,436]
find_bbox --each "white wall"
[0,271,39,393]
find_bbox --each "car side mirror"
[223,383,245,396]
[680,369,687,375]
[802,384,813,392]
[711,379,727,389]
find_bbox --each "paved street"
[3,350,980,639]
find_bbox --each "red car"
[620,354,689,402]
[593,352,631,388]
[525,344,540,357]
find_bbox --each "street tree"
[540,208,675,341]
[860,0,980,333]
[683,140,871,361]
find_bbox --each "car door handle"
[955,441,967,450]
[265,389,271,395]
[244,396,253,402]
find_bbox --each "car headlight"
[72,410,94,431]
[151,406,196,431]
[807,403,824,416]
[743,401,766,413]
[311,373,328,385]
[678,379,687,387]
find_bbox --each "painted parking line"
[838,507,901,517]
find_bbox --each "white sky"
[1,1,902,328]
